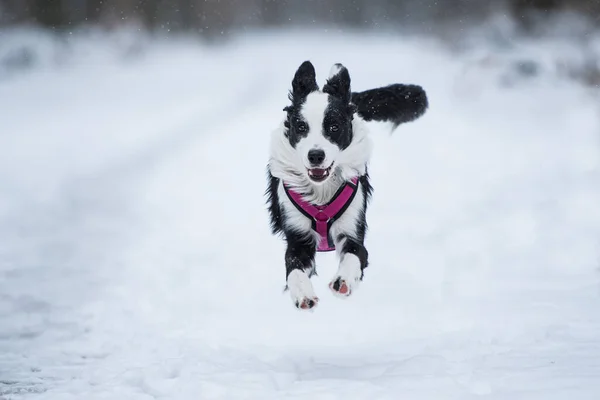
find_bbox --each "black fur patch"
[321,64,356,150]
[283,61,319,148]
[284,230,317,279]
[351,84,428,128]
[285,114,310,148]
[357,171,373,241]
[290,60,319,103]
[323,64,352,104]
[341,238,369,278]
[265,168,284,235]
[322,102,353,150]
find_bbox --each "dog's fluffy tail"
[351,84,428,128]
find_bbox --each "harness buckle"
[315,210,329,222]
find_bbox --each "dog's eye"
[329,124,339,133]
[297,122,307,133]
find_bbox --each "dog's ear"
[351,84,428,128]
[291,60,319,100]
[323,63,352,104]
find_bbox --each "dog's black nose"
[307,149,326,166]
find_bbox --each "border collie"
[266,61,428,310]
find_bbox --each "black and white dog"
[266,61,428,310]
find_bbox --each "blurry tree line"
[1,0,599,36]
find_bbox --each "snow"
[1,29,600,399]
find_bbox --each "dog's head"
[279,61,364,186]
[270,60,427,197]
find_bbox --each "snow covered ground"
[1,29,600,399]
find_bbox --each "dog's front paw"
[287,269,319,311]
[296,296,319,310]
[329,276,359,298]
[329,254,362,298]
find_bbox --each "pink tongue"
[311,169,326,177]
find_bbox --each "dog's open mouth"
[308,165,333,183]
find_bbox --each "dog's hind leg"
[329,236,368,298]
[285,232,319,310]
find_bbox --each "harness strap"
[284,177,359,252]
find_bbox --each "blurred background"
[0,0,599,31]
[1,0,600,36]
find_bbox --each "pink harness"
[284,177,359,252]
